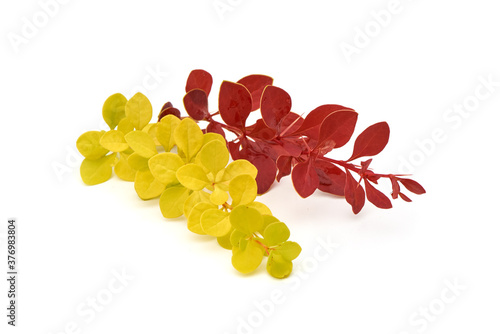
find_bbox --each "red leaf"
[183,89,209,121]
[279,112,304,137]
[228,141,242,160]
[399,192,412,202]
[344,169,365,214]
[206,121,226,139]
[389,176,400,199]
[360,159,372,174]
[237,74,273,111]
[316,110,358,153]
[314,160,346,196]
[366,173,381,184]
[218,81,253,129]
[291,160,319,198]
[244,138,281,162]
[247,119,276,141]
[158,106,181,121]
[279,137,303,157]
[247,154,276,194]
[186,69,213,96]
[398,178,426,195]
[364,179,392,209]
[276,155,293,182]
[260,86,292,129]
[293,105,354,140]
[348,122,390,161]
[161,102,173,111]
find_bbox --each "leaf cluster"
[76,92,301,278]
[178,70,426,214]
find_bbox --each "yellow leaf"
[221,159,258,182]
[125,130,157,158]
[201,209,231,237]
[134,169,166,200]
[199,139,229,175]
[114,153,136,181]
[144,123,161,146]
[202,132,226,146]
[127,153,149,171]
[229,174,258,206]
[99,130,129,152]
[117,117,134,135]
[174,118,203,161]
[187,202,216,235]
[76,131,109,160]
[210,185,229,205]
[148,152,184,186]
[102,93,127,129]
[159,186,191,218]
[125,92,152,130]
[80,153,116,185]
[157,115,181,152]
[183,190,211,218]
[176,163,210,191]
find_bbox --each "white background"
[1,0,499,333]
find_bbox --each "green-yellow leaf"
[199,139,229,175]
[125,92,152,130]
[217,228,234,250]
[232,241,264,274]
[230,229,247,248]
[230,205,263,234]
[76,131,109,160]
[157,115,181,152]
[148,152,184,186]
[267,252,293,279]
[125,130,157,158]
[260,214,280,234]
[80,153,116,185]
[176,163,210,191]
[134,169,166,200]
[263,222,290,246]
[221,159,258,182]
[100,130,129,152]
[248,201,272,216]
[159,185,191,218]
[275,241,302,261]
[187,202,216,235]
[174,118,203,161]
[201,209,231,237]
[102,93,127,129]
[229,174,258,206]
[114,153,136,181]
